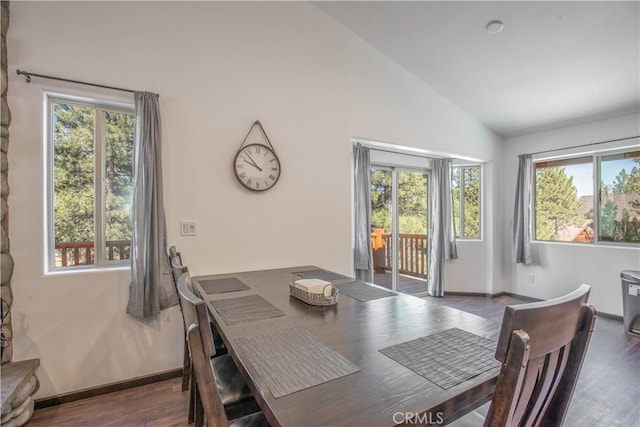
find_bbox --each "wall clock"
[233,121,281,192]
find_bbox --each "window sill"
[456,238,483,242]
[44,263,130,276]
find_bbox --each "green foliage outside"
[603,157,640,242]
[612,163,640,195]
[599,200,617,238]
[370,168,392,232]
[452,166,480,238]
[53,103,95,243]
[372,166,480,238]
[535,167,585,241]
[53,102,134,253]
[535,155,640,243]
[370,168,428,234]
[103,111,135,242]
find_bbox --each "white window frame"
[44,92,135,272]
[532,144,640,247]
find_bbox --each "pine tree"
[462,167,480,238]
[599,200,618,239]
[612,160,640,216]
[53,103,134,247]
[452,167,480,238]
[370,169,428,235]
[371,168,392,232]
[53,103,95,244]
[535,167,585,240]
[613,164,640,195]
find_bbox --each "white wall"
[8,2,502,398]
[503,113,640,316]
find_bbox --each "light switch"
[180,221,197,236]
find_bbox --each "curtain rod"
[529,135,639,156]
[16,69,155,96]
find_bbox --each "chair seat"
[211,354,253,406]
[229,411,270,427]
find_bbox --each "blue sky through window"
[566,159,637,197]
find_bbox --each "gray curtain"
[512,154,533,264]
[127,92,177,320]
[353,143,373,282]
[427,158,458,297]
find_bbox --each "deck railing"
[55,240,131,267]
[372,232,427,278]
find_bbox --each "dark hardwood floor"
[374,271,429,294]
[27,295,639,426]
[28,376,190,426]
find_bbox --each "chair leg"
[194,382,204,427]
[182,336,191,392]
[188,368,196,424]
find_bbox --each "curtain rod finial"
[16,69,31,83]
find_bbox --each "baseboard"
[442,291,501,298]
[502,292,544,302]
[595,311,623,322]
[34,368,182,410]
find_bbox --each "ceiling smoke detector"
[485,20,504,34]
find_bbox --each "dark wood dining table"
[192,266,500,427]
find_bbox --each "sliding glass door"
[370,166,429,294]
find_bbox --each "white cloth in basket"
[294,279,333,296]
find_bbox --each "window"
[598,151,640,243]
[533,149,640,244]
[370,165,429,294]
[451,165,481,239]
[47,96,135,269]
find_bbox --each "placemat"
[199,277,250,294]
[335,280,397,302]
[210,295,286,326]
[293,269,349,282]
[236,327,361,398]
[379,328,500,390]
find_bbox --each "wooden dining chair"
[172,259,228,355]
[476,284,596,427]
[169,246,192,393]
[169,246,227,396]
[177,272,258,427]
[187,323,270,427]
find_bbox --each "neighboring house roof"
[557,219,594,243]
[578,193,640,221]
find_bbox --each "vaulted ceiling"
[312,1,640,137]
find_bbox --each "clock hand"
[242,157,263,172]
[243,153,263,172]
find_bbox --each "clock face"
[233,144,281,191]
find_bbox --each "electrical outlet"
[180,221,197,236]
[527,274,535,284]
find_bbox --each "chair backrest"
[168,245,181,262]
[187,323,230,427]
[169,246,182,271]
[177,272,218,358]
[169,246,187,285]
[485,284,596,427]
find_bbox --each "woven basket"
[289,274,338,306]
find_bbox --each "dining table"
[191,266,501,427]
